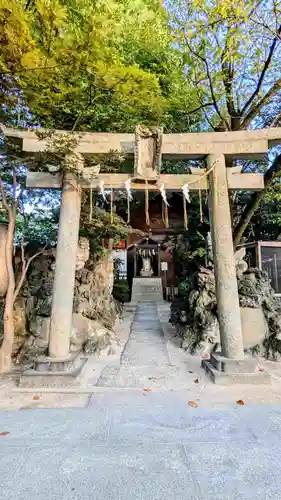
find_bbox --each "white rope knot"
[125,179,133,201]
[182,184,191,204]
[159,183,170,206]
[99,180,107,201]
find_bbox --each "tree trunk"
[233,154,281,249]
[0,212,15,374]
[0,305,14,373]
[0,224,8,297]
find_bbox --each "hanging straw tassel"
[127,196,130,224]
[199,187,203,224]
[182,183,190,230]
[159,183,169,206]
[182,184,191,204]
[145,179,150,227]
[110,187,113,224]
[161,198,169,228]
[164,203,169,228]
[183,196,188,230]
[89,184,93,222]
[125,179,133,224]
[159,183,169,228]
[99,180,107,202]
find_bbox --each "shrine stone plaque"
[134,126,163,179]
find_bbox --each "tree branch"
[0,174,14,223]
[185,102,214,115]
[0,63,70,76]
[270,110,281,127]
[241,24,281,114]
[233,154,281,248]
[25,0,35,10]
[221,25,238,128]
[184,37,230,130]
[20,234,26,269]
[193,85,217,130]
[202,107,216,131]
[0,175,9,212]
[221,59,235,119]
[71,78,126,132]
[12,169,17,219]
[71,84,94,132]
[13,246,46,304]
[241,77,281,128]
[250,17,281,42]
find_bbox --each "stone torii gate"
[3,125,281,383]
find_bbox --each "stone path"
[96,303,191,390]
[121,303,169,366]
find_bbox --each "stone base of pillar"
[202,352,271,385]
[19,352,87,388]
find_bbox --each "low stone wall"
[170,266,281,361]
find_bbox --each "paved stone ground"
[1,393,281,499]
[2,303,281,497]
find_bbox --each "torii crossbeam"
[1,124,279,383]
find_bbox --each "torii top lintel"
[2,124,279,191]
[2,125,281,159]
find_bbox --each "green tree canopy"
[169,0,281,131]
[0,0,199,131]
[166,0,281,246]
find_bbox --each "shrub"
[113,279,130,303]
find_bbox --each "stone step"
[121,343,169,367]
[123,304,137,312]
[131,278,163,303]
[132,324,161,329]
[135,316,158,321]
[133,297,163,303]
[135,309,159,315]
[134,314,158,318]
[131,331,162,337]
[133,325,160,328]
[136,302,158,306]
[131,327,163,334]
[128,339,165,347]
[96,364,189,389]
[128,330,162,340]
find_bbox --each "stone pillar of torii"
[2,124,279,383]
